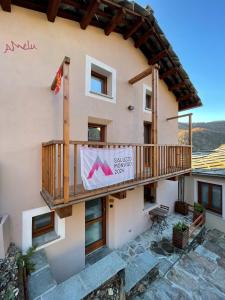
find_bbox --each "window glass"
[88,126,101,141]
[91,72,107,95]
[212,185,221,211]
[85,198,102,222]
[32,212,54,237]
[145,93,151,110]
[201,183,209,208]
[85,221,103,247]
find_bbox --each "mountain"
[179,121,225,152]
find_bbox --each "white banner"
[80,147,134,190]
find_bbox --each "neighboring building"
[0,0,201,282]
[184,145,225,232]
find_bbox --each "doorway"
[85,197,106,254]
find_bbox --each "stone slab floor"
[135,228,225,300]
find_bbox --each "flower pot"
[174,201,189,215]
[172,227,189,249]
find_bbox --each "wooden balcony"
[41,140,191,209]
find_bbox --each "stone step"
[124,251,159,296]
[30,249,49,275]
[42,251,126,300]
[28,266,57,300]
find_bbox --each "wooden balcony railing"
[41,141,191,207]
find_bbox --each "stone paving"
[135,228,225,300]
[116,212,197,276]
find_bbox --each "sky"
[137,0,225,123]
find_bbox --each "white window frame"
[22,206,65,253]
[85,55,116,103]
[143,84,152,113]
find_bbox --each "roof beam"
[159,67,179,80]
[169,81,187,91]
[128,66,152,85]
[80,0,100,30]
[135,28,154,48]
[104,7,125,36]
[148,49,168,65]
[1,0,11,12]
[177,93,195,102]
[47,0,61,22]
[123,16,144,40]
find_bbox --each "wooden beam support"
[104,7,125,36]
[189,113,192,146]
[177,93,195,102]
[63,58,70,203]
[55,205,72,218]
[47,0,61,22]
[128,66,152,85]
[111,191,127,199]
[80,0,100,30]
[148,49,168,65]
[134,28,154,48]
[166,113,193,121]
[1,0,11,12]
[123,16,144,40]
[159,67,179,80]
[169,81,187,91]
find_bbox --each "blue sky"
[137,0,225,122]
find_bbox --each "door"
[85,197,106,254]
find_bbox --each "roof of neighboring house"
[192,145,225,178]
[1,0,202,111]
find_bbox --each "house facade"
[184,146,225,233]
[0,1,201,282]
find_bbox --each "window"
[88,123,106,142]
[143,85,152,112]
[91,71,107,95]
[144,184,156,208]
[144,122,151,144]
[145,93,152,110]
[22,206,65,252]
[32,212,54,238]
[198,181,222,215]
[86,56,116,103]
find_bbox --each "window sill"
[143,108,152,113]
[88,91,116,103]
[32,230,63,250]
[205,210,223,218]
[143,203,158,215]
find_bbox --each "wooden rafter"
[47,0,61,22]
[123,16,144,40]
[177,93,195,102]
[104,7,125,36]
[128,66,152,85]
[179,102,202,111]
[80,0,100,30]
[1,0,11,12]
[134,28,154,48]
[148,49,168,65]
[169,81,187,91]
[159,67,179,80]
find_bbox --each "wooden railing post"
[63,57,70,203]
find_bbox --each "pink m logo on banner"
[87,156,113,179]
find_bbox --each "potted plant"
[172,222,189,249]
[174,199,189,215]
[193,203,205,225]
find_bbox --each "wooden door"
[85,197,106,254]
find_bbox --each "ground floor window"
[22,206,65,252]
[198,181,222,215]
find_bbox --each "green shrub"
[17,246,37,275]
[173,222,188,232]
[194,203,204,213]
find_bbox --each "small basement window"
[86,55,116,102]
[145,93,152,110]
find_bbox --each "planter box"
[193,210,205,225]
[172,228,189,249]
[174,201,189,215]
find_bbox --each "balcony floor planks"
[41,168,191,209]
